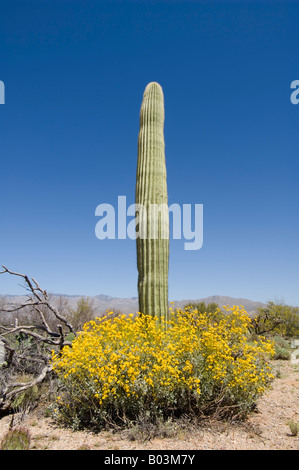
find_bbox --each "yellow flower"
[51,305,274,425]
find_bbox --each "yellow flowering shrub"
[51,306,274,429]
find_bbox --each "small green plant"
[271,335,291,360]
[11,382,39,412]
[0,427,31,450]
[288,420,299,436]
[127,415,178,442]
[76,444,91,450]
[273,346,291,360]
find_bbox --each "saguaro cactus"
[135,82,169,319]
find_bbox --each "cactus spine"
[135,82,169,319]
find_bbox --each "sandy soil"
[0,360,298,450]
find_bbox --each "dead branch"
[0,265,73,333]
[0,266,75,412]
[0,364,52,411]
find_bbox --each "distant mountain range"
[0,293,266,316]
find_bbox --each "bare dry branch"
[0,266,75,411]
[1,265,73,333]
[1,364,52,410]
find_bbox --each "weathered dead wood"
[0,266,74,411]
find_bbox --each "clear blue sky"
[0,0,298,306]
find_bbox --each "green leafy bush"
[251,302,299,338]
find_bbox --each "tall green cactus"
[135,82,169,320]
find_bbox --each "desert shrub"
[273,346,291,360]
[272,335,291,349]
[288,420,299,436]
[271,335,291,360]
[11,378,39,413]
[51,306,274,430]
[251,302,299,338]
[184,301,220,315]
[0,427,31,450]
[67,297,97,332]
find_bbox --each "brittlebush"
[51,306,274,429]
